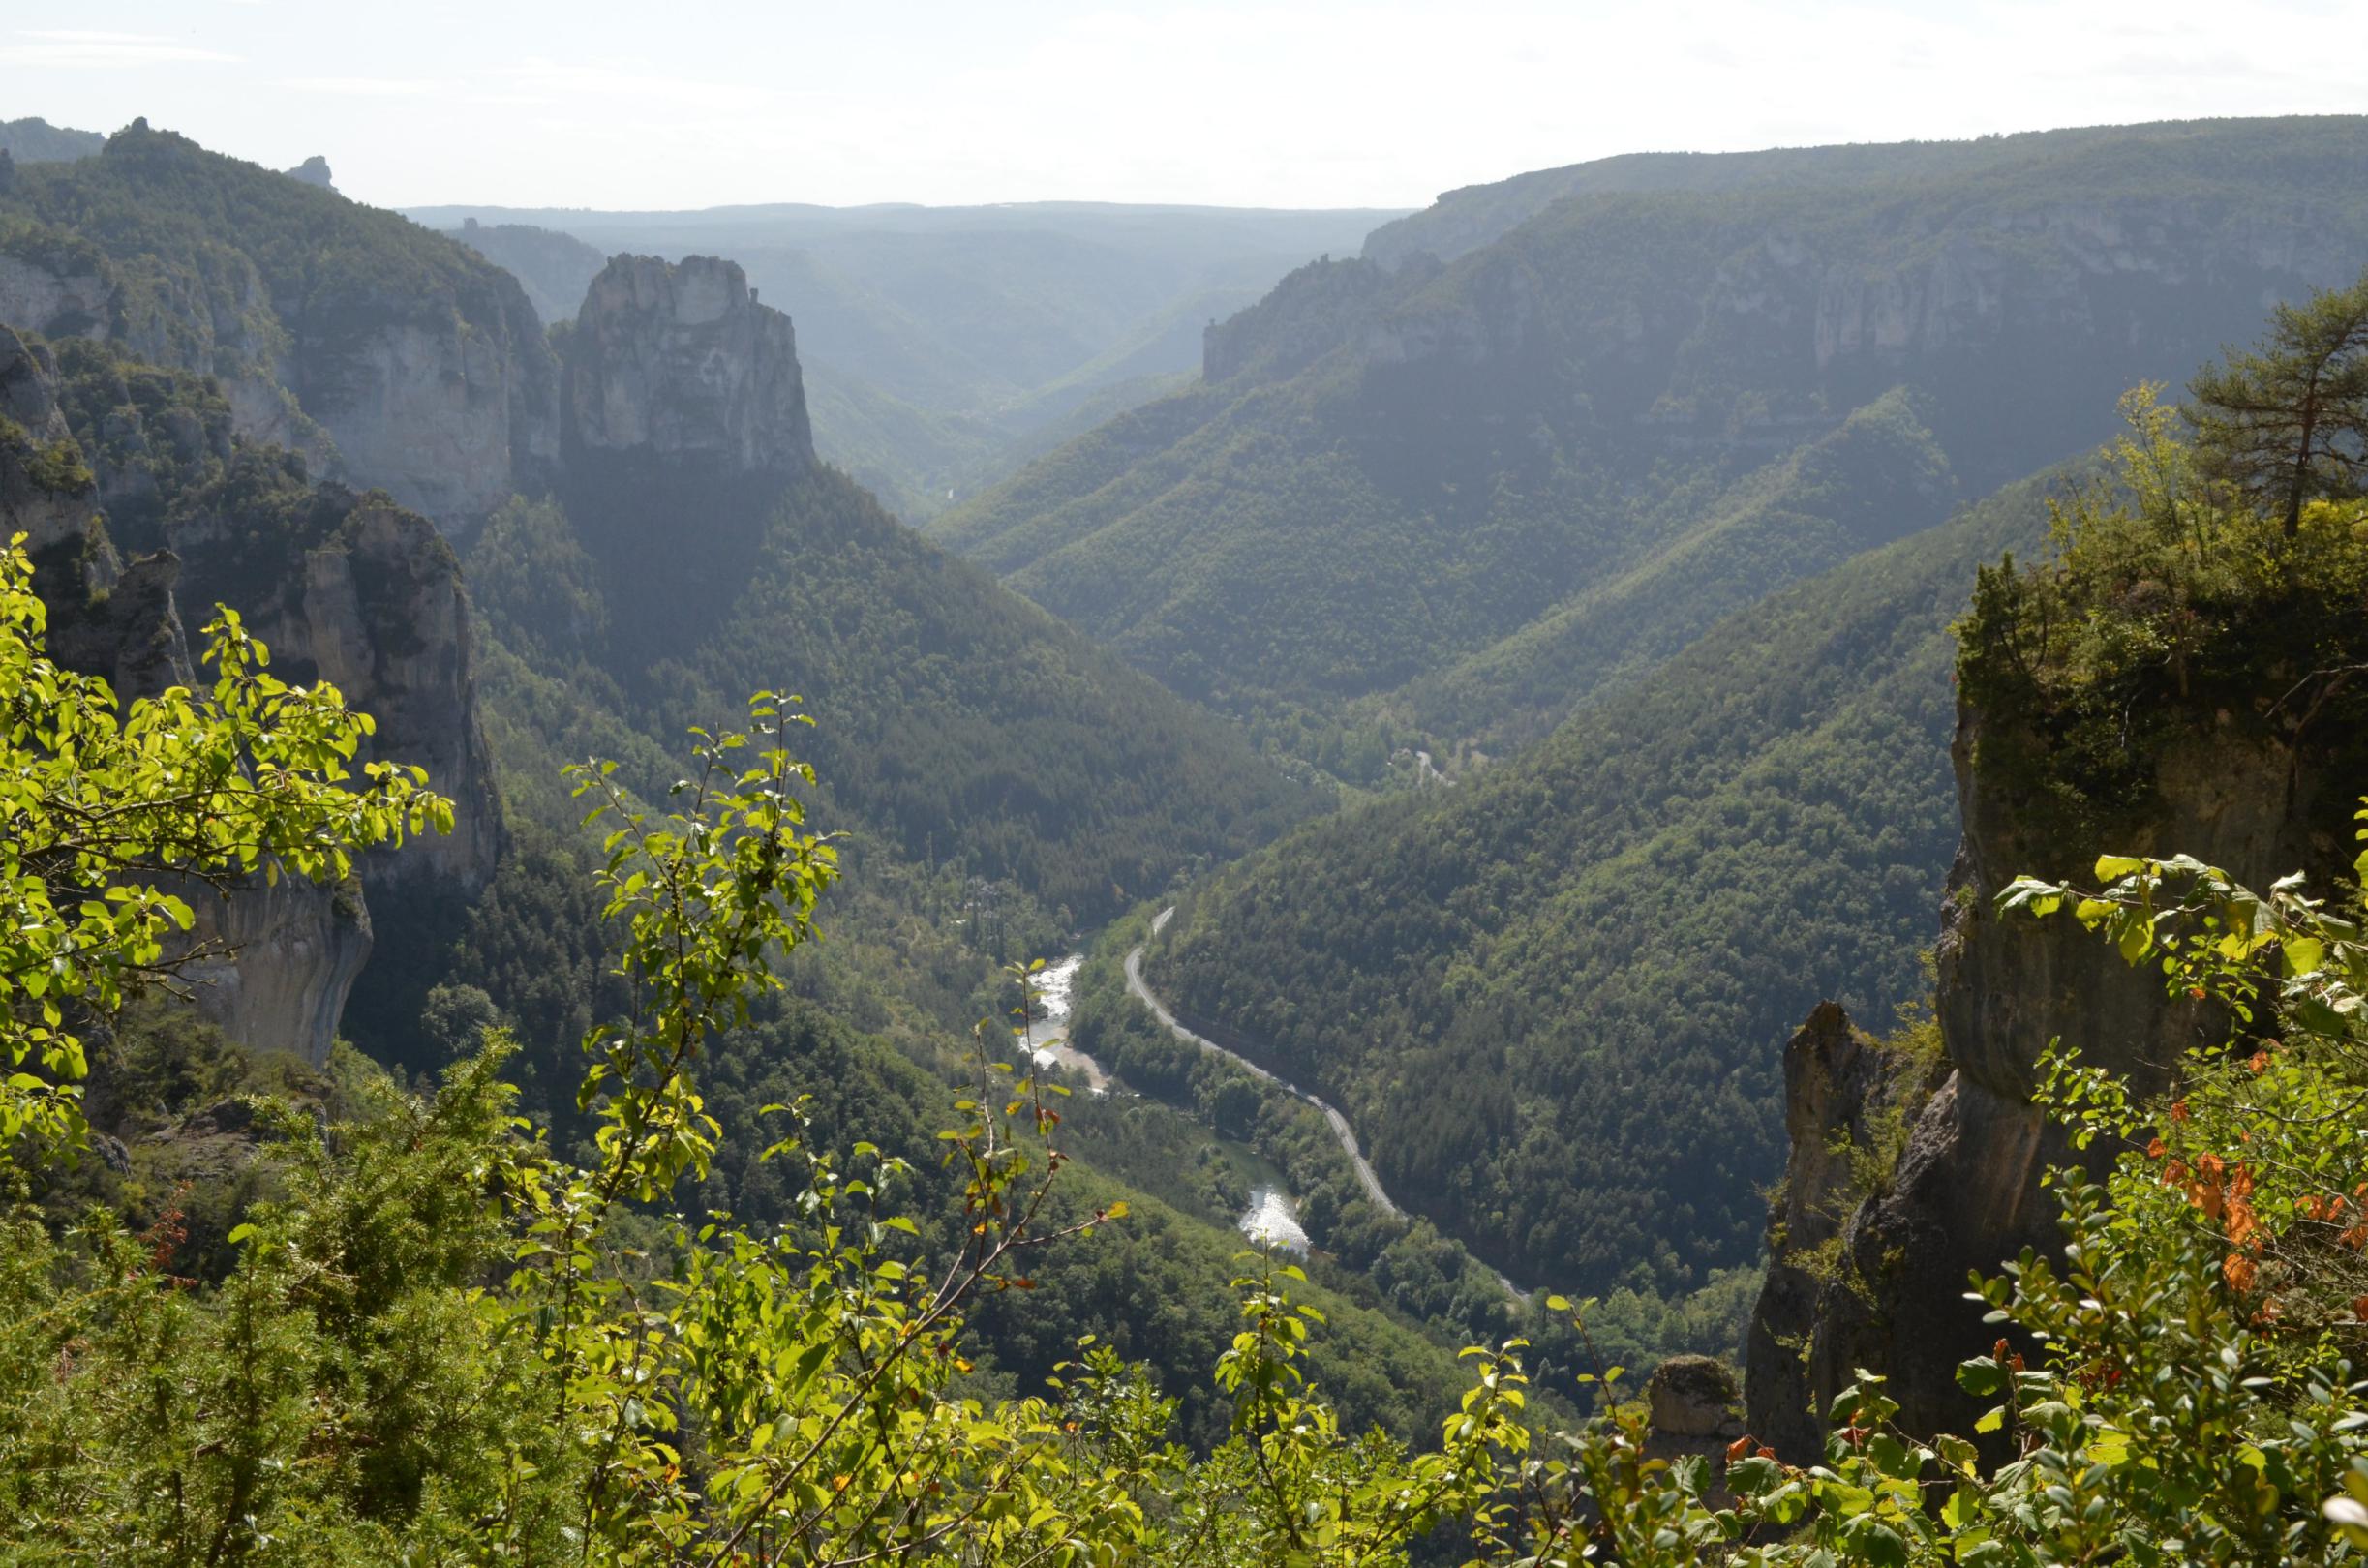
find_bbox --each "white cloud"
[4,28,238,66]
[480,58,776,113]
[278,76,442,97]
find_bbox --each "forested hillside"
[409,197,1398,522]
[0,121,557,521]
[475,461,1321,922]
[937,116,2368,774]
[1144,468,2060,1291]
[0,199,1456,1458]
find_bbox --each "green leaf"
[1841,1516,1909,1567]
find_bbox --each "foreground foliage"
[15,498,2368,1560]
[0,535,447,1149]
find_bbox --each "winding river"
[1126,908,1530,1301]
[1023,945,1312,1251]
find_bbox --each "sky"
[10,0,2368,213]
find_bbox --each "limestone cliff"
[562,254,812,476]
[7,326,501,1065]
[1643,1356,1748,1508]
[1746,621,2368,1457]
[0,328,97,554]
[0,122,560,528]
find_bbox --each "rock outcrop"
[171,875,375,1069]
[283,155,335,191]
[5,324,501,1066]
[205,498,503,890]
[1643,1356,1748,1508]
[1744,1003,1895,1461]
[562,254,812,476]
[0,328,97,553]
[0,122,560,528]
[1746,677,2366,1457]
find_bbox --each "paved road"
[1127,908,1532,1301]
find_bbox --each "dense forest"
[12,359,2368,1554]
[935,116,2368,780]
[12,82,2368,1562]
[477,457,1322,924]
[1143,467,2055,1291]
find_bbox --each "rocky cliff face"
[293,309,554,528]
[1201,255,1417,384]
[1643,1355,1748,1507]
[6,325,501,1066]
[1745,687,2364,1457]
[562,254,812,476]
[0,328,97,553]
[172,494,503,892]
[1203,177,2366,499]
[0,123,560,528]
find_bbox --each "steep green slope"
[1381,387,1958,753]
[1,120,535,375]
[0,121,556,519]
[1140,471,2060,1293]
[5,158,1471,1457]
[936,117,2368,766]
[444,470,1474,1444]
[476,458,1321,926]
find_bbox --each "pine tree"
[2189,270,2368,535]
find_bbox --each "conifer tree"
[2189,269,2368,534]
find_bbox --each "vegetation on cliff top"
[0,120,549,464]
[1959,276,2368,853]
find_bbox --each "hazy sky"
[12,0,2368,212]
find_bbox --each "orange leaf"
[2224,1253,2259,1293]
[1726,1435,1753,1462]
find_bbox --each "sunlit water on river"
[1237,1186,1310,1252]
[1025,954,1108,1092]
[1037,947,1308,1251]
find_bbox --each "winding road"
[1126,908,1530,1300]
